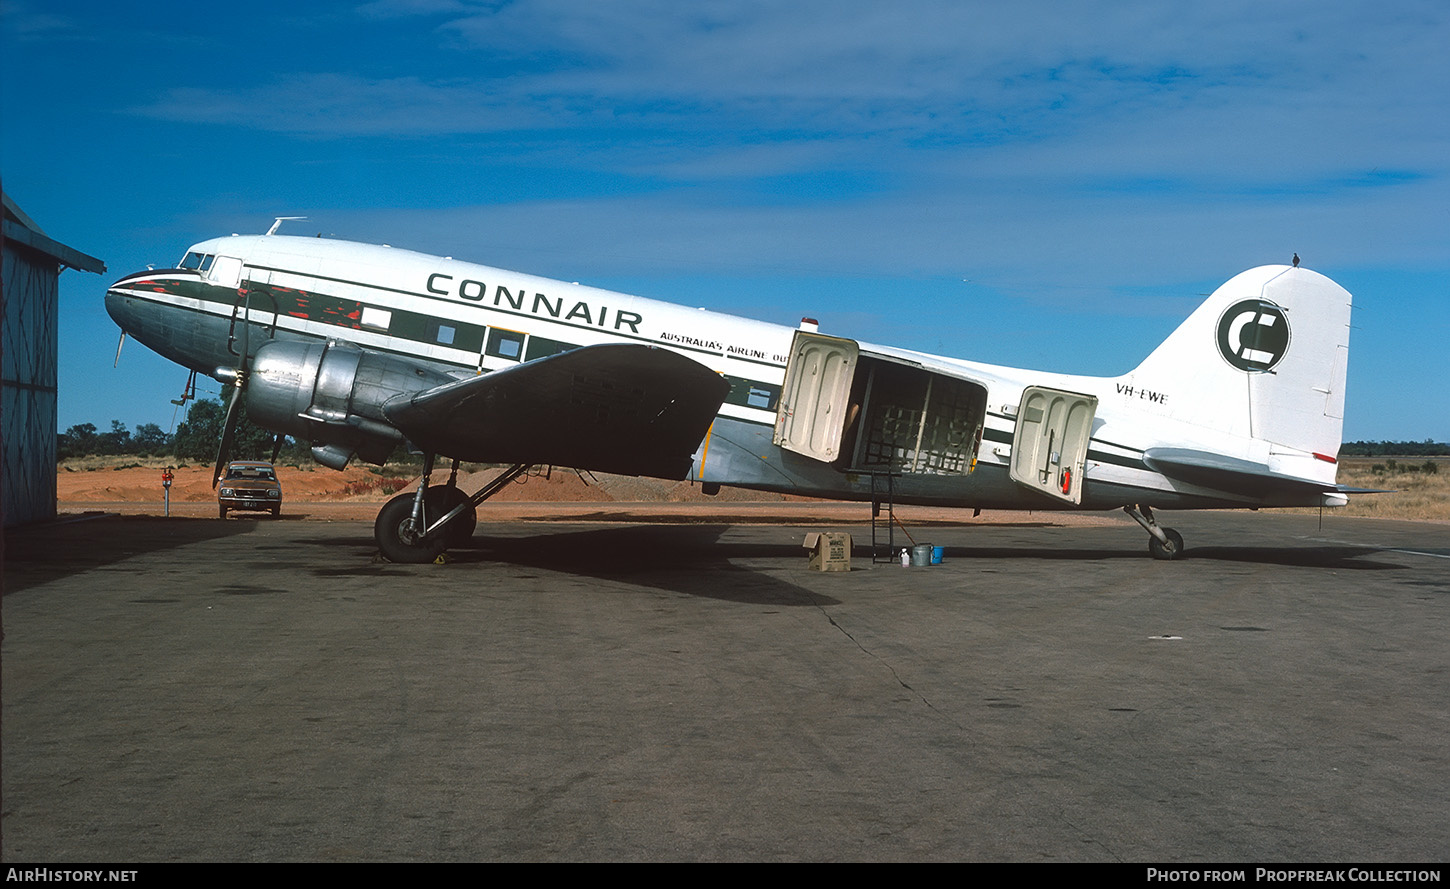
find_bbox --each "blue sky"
[4,0,1447,441]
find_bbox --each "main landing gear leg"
[374,460,531,563]
[374,453,444,564]
[1124,504,1185,561]
[439,458,476,544]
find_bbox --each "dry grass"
[58,454,322,472]
[1280,456,1450,522]
[60,454,199,472]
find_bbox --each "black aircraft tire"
[435,485,477,545]
[1149,528,1185,561]
[375,493,447,564]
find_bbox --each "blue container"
[931,546,944,565]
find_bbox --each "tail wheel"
[374,493,447,564]
[1148,528,1185,561]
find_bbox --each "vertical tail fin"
[1122,265,1352,462]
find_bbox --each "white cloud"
[125,0,1450,285]
[131,0,1448,184]
[137,73,557,135]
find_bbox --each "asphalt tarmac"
[3,510,1447,862]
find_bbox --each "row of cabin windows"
[438,320,779,411]
[483,328,571,362]
[406,316,571,364]
[226,274,780,411]
[228,277,586,366]
[424,318,778,409]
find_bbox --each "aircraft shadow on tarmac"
[1172,544,1406,569]
[467,524,1406,573]
[939,543,1405,569]
[311,524,839,607]
[304,522,1406,607]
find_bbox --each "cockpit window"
[180,251,215,272]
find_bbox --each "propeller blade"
[212,383,244,489]
[239,288,251,363]
[213,288,256,489]
[270,433,285,464]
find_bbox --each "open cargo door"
[775,335,990,475]
[1009,386,1097,504]
[849,356,987,476]
[773,331,859,462]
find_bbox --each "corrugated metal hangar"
[3,191,105,526]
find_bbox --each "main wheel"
[1148,528,1185,561]
[374,493,448,564]
[434,485,477,545]
[219,504,228,519]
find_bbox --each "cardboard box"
[803,532,851,572]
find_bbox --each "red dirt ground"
[55,462,1122,526]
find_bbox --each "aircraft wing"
[381,343,730,479]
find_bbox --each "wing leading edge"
[382,344,731,479]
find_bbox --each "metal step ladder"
[869,471,899,563]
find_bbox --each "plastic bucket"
[931,546,944,565]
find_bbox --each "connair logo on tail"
[1217,299,1290,372]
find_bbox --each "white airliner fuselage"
[106,231,1355,561]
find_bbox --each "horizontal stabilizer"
[383,344,730,478]
[1142,447,1338,496]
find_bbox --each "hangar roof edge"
[2,191,105,275]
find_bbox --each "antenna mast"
[266,216,307,236]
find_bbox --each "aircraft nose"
[104,286,135,332]
[105,268,164,333]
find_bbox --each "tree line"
[1340,440,1450,457]
[58,398,301,463]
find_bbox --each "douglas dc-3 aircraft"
[106,223,1357,563]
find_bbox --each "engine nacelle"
[246,340,459,469]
